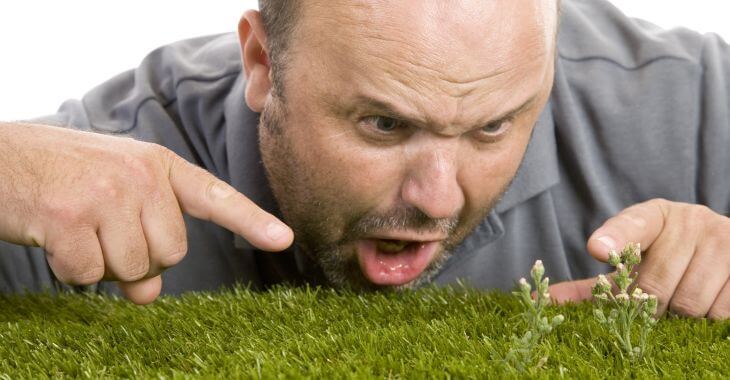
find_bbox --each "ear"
[239,10,272,113]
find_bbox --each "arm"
[550,32,730,320]
[0,35,292,303]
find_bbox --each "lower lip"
[356,240,439,286]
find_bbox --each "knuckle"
[44,202,87,226]
[121,152,157,190]
[116,256,150,282]
[45,232,105,285]
[155,221,188,268]
[88,176,121,201]
[646,198,669,209]
[669,295,707,318]
[72,266,106,286]
[54,261,105,286]
[149,142,175,161]
[206,179,237,202]
[158,246,187,268]
[646,198,672,218]
[685,204,712,221]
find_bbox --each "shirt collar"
[495,100,560,213]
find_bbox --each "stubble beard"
[258,96,506,291]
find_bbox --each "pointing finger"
[587,199,667,261]
[166,152,293,252]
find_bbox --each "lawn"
[0,285,728,378]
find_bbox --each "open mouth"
[356,238,440,286]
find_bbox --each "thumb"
[166,152,293,252]
[548,277,598,304]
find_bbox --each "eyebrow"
[348,93,541,130]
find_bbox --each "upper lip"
[364,232,447,242]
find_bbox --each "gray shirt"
[2,0,728,295]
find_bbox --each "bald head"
[259,0,559,98]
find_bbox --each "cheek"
[459,136,531,209]
[288,118,401,209]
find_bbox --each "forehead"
[288,1,557,128]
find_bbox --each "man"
[0,0,728,319]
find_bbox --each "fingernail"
[266,222,288,241]
[596,235,616,250]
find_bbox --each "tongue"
[356,240,439,286]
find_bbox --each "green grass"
[0,285,728,379]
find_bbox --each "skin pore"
[245,0,558,290]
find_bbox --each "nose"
[400,146,464,220]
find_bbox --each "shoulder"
[558,0,706,69]
[137,33,243,100]
[547,1,727,220]
[51,33,246,135]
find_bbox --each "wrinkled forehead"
[286,1,557,128]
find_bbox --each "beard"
[258,96,507,291]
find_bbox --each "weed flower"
[591,242,657,361]
[594,274,611,294]
[506,260,564,372]
[626,243,642,265]
[531,260,545,281]
[631,288,643,300]
[608,250,621,266]
[519,278,530,293]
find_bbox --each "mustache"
[343,205,459,242]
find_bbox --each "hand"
[0,123,293,304]
[549,198,730,320]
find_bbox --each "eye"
[482,119,510,134]
[474,118,513,142]
[361,116,406,133]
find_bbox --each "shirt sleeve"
[32,33,242,178]
[696,32,730,215]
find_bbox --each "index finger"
[167,153,294,252]
[587,199,667,261]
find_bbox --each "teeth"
[376,239,410,253]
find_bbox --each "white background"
[1,1,729,121]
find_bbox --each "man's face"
[258,0,557,290]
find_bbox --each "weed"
[592,242,658,361]
[506,260,565,371]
